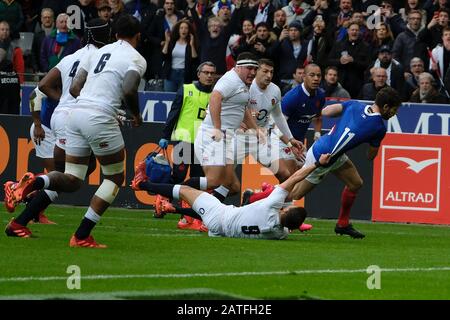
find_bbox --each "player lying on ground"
[131,154,331,239]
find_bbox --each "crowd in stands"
[1,0,450,104]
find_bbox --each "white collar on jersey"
[364,105,381,116]
[301,83,310,96]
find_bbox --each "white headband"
[236,59,258,67]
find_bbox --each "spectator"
[305,16,332,70]
[320,65,351,98]
[97,0,113,22]
[145,0,184,79]
[365,45,406,100]
[399,0,427,28]
[227,18,255,69]
[0,0,24,39]
[0,48,20,114]
[424,0,450,22]
[405,56,425,97]
[281,65,304,95]
[282,0,311,26]
[429,26,450,83]
[108,0,127,22]
[162,20,199,92]
[276,19,307,88]
[392,9,425,71]
[328,22,370,98]
[273,8,287,40]
[32,7,55,73]
[65,0,98,40]
[233,21,278,61]
[369,22,395,61]
[0,20,24,82]
[420,9,450,51]
[359,67,389,100]
[410,71,448,103]
[328,0,353,36]
[40,13,81,72]
[21,0,42,32]
[377,0,407,38]
[444,59,450,94]
[243,0,276,27]
[189,9,232,76]
[302,0,330,28]
[125,0,158,22]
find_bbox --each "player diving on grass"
[131,153,331,239]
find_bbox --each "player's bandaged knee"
[65,162,88,180]
[101,162,124,176]
[95,179,120,204]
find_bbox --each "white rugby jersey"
[202,69,250,130]
[219,186,289,239]
[76,40,147,114]
[248,80,282,128]
[55,45,98,110]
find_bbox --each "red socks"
[337,187,357,227]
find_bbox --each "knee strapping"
[64,162,88,180]
[95,179,120,204]
[101,162,124,176]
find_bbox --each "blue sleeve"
[281,91,296,118]
[341,100,353,110]
[369,128,386,148]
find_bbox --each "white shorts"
[235,127,297,166]
[30,123,55,159]
[194,125,235,166]
[65,107,124,157]
[304,146,349,184]
[192,192,228,236]
[50,108,70,150]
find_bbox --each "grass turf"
[1,203,449,300]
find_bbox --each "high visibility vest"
[171,83,211,143]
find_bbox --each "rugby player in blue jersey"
[289,87,402,238]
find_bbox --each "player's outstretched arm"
[321,103,343,118]
[209,90,223,141]
[280,153,331,193]
[69,68,88,98]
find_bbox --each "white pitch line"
[1,267,449,283]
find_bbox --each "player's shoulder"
[267,82,281,97]
[316,87,326,98]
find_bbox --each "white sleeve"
[263,186,289,210]
[78,52,93,73]
[272,104,293,140]
[213,75,235,99]
[127,54,147,77]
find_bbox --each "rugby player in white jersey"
[192,52,266,203]
[237,58,304,182]
[4,19,111,230]
[4,15,146,247]
[131,152,331,239]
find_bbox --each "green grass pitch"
[1,203,450,300]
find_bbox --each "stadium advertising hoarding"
[372,133,450,225]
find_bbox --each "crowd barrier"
[5,87,450,223]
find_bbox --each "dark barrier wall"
[0,115,241,210]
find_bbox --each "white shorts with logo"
[50,107,70,150]
[235,127,297,167]
[30,123,56,159]
[65,107,124,157]
[194,125,235,166]
[304,146,349,184]
[192,192,229,237]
